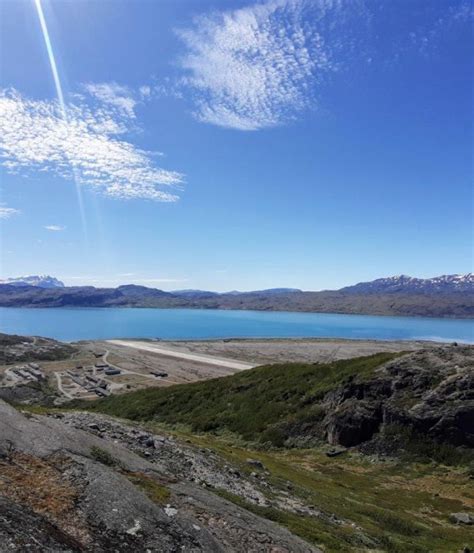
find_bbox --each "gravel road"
[107,340,257,371]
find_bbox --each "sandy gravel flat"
[149,338,441,365]
[79,337,443,390]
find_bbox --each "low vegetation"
[382,424,474,466]
[11,347,472,552]
[149,426,474,553]
[125,472,170,504]
[89,446,118,467]
[79,353,398,446]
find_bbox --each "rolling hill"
[80,345,474,456]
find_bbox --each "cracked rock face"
[0,400,319,552]
[323,346,474,448]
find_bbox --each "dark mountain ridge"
[0,274,472,318]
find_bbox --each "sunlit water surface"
[0,307,472,343]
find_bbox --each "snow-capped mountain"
[340,274,473,294]
[0,275,65,288]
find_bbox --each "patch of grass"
[152,427,474,553]
[214,488,359,551]
[126,472,171,504]
[89,446,117,467]
[358,506,424,537]
[16,404,65,416]
[77,353,398,446]
[0,452,79,518]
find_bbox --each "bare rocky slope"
[0,400,318,552]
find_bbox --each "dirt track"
[107,340,256,370]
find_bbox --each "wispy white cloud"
[84,82,138,119]
[406,2,473,57]
[0,205,20,219]
[176,0,470,130]
[44,224,65,231]
[176,0,341,130]
[0,87,184,201]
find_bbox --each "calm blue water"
[0,307,472,343]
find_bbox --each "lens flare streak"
[33,0,87,239]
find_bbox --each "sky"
[0,0,472,292]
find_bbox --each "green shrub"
[382,424,474,466]
[90,446,117,467]
[126,472,170,504]
[79,353,398,446]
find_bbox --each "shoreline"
[77,336,454,346]
[0,304,472,320]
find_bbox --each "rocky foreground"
[0,344,473,551]
[0,400,318,552]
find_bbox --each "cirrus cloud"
[176,0,342,131]
[176,0,470,131]
[0,87,184,201]
[83,82,138,119]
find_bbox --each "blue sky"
[0,0,472,291]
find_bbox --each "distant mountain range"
[0,275,65,288]
[340,274,473,294]
[0,274,472,318]
[172,287,302,298]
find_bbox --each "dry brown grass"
[381,473,474,508]
[0,451,90,545]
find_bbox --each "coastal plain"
[0,335,443,402]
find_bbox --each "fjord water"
[0,307,472,343]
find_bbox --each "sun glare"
[33,0,87,239]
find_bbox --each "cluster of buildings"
[66,368,111,397]
[65,362,122,397]
[0,349,128,400]
[8,363,45,383]
[95,362,121,376]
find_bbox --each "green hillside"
[33,348,474,551]
[80,353,397,446]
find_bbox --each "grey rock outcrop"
[0,400,319,552]
[323,346,474,448]
[450,512,473,525]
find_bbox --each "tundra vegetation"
[67,346,474,552]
